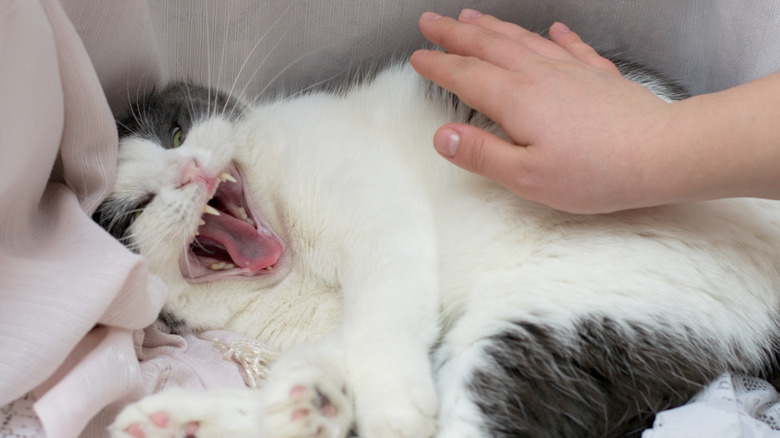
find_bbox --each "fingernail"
[552,22,570,32]
[437,129,460,158]
[421,12,442,22]
[460,9,483,20]
[411,49,428,56]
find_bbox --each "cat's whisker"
[251,46,334,103]
[285,70,346,101]
[203,2,213,121]
[222,3,292,118]
[215,3,230,120]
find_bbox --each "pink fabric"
[0,2,255,437]
[0,1,166,436]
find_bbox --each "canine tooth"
[204,205,221,216]
[210,262,226,271]
[194,231,200,236]
[199,219,206,226]
[223,263,236,270]
[220,172,237,183]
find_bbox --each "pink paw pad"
[126,423,146,438]
[292,408,310,420]
[150,412,169,428]
[184,421,200,437]
[290,385,307,399]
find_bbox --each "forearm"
[656,72,780,205]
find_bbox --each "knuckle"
[463,135,490,174]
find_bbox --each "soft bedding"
[2,1,780,437]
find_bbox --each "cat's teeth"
[210,262,226,271]
[219,172,237,183]
[265,266,272,271]
[199,219,206,226]
[237,207,256,227]
[204,205,221,216]
[194,231,200,236]
[223,263,236,270]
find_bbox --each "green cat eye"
[170,126,184,148]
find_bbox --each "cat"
[96,57,780,438]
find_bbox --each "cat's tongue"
[197,212,282,271]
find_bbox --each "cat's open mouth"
[178,162,284,282]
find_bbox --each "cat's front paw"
[353,374,438,438]
[109,388,262,438]
[260,348,353,438]
[349,349,438,438]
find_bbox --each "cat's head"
[94,83,285,288]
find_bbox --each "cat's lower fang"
[237,207,256,226]
[219,172,237,183]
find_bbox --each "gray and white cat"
[97,59,780,438]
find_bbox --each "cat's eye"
[129,198,151,226]
[170,126,184,148]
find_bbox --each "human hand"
[410,10,683,214]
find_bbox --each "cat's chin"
[178,162,285,283]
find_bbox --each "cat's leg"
[432,314,500,438]
[336,234,441,438]
[109,387,263,438]
[259,342,354,438]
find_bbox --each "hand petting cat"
[411,9,780,214]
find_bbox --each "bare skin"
[410,9,780,214]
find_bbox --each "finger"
[433,124,530,193]
[455,10,579,63]
[548,22,621,76]
[410,49,529,131]
[457,8,535,41]
[418,12,537,71]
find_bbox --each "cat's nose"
[177,158,217,191]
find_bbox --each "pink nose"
[177,159,217,191]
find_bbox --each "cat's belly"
[435,192,780,343]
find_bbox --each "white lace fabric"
[643,373,780,438]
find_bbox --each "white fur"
[109,64,780,437]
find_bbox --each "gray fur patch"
[469,316,776,438]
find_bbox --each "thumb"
[433,123,527,187]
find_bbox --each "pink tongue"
[198,213,282,271]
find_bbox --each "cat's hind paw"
[108,388,262,438]
[261,349,353,438]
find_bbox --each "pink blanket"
[0,2,251,437]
